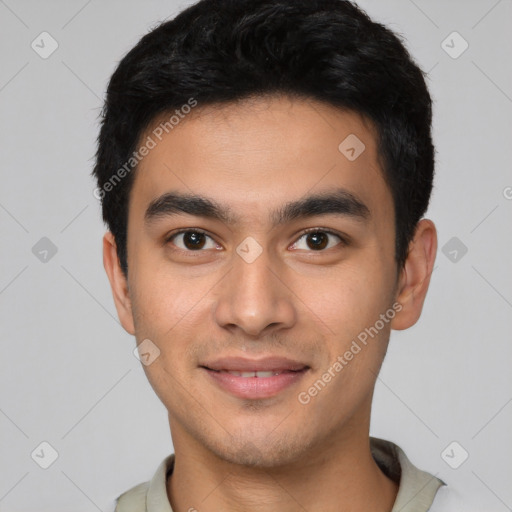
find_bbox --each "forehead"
[130,95,392,227]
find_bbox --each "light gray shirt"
[114,437,448,512]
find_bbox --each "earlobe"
[102,231,136,335]
[391,219,437,331]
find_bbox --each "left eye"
[291,231,343,251]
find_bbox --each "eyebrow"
[144,188,370,228]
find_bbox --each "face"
[104,95,436,468]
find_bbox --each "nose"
[213,243,296,338]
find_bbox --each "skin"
[103,95,437,512]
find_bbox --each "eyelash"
[164,227,348,254]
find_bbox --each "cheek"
[129,267,218,387]
[129,263,209,334]
[305,261,392,338]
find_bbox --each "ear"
[391,219,437,331]
[103,231,135,335]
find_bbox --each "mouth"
[200,357,310,399]
[205,369,302,378]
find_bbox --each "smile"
[214,369,297,378]
[202,367,309,399]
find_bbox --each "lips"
[201,356,309,373]
[200,356,310,399]
[219,370,293,378]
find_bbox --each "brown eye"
[182,231,206,250]
[168,230,218,251]
[290,230,344,251]
[306,232,329,250]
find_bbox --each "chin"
[208,431,312,469]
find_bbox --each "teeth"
[222,370,283,378]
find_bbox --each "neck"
[167,427,398,512]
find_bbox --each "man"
[93,0,469,510]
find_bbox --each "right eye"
[166,229,221,252]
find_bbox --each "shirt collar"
[146,455,174,512]
[116,437,445,512]
[371,437,445,511]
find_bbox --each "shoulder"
[430,484,499,511]
[113,453,175,512]
[114,481,150,512]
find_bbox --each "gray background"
[1,0,511,510]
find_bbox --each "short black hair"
[92,0,434,276]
